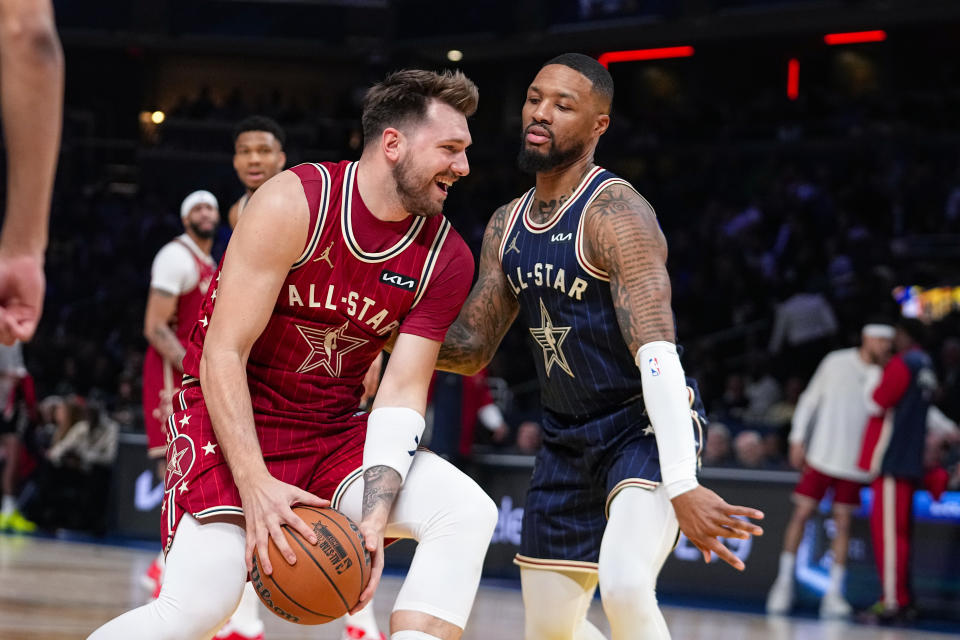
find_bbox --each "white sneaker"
[766,578,794,615]
[820,592,853,619]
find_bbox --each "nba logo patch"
[648,357,661,377]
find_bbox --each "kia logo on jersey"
[379,269,418,291]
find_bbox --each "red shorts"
[160,379,365,554]
[142,348,178,459]
[794,465,863,507]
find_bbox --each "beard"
[393,156,444,218]
[188,220,217,240]
[516,129,585,174]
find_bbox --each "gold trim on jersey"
[521,166,604,234]
[411,218,452,309]
[340,162,425,263]
[513,554,599,574]
[498,190,533,265]
[291,163,332,270]
[605,478,660,519]
[574,177,653,283]
[331,467,363,511]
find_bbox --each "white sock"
[827,564,846,595]
[2,494,16,516]
[391,632,442,640]
[777,551,796,581]
[345,601,381,633]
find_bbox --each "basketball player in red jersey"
[89,69,497,640]
[0,0,63,345]
[228,115,386,640]
[228,116,287,229]
[228,114,384,640]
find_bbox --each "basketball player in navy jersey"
[435,54,764,639]
[228,116,287,229]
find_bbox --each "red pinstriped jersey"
[180,160,474,422]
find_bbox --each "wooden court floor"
[1,534,956,640]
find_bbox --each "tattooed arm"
[584,184,764,571]
[436,201,521,374]
[353,332,439,611]
[583,184,674,352]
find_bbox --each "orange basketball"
[251,506,371,625]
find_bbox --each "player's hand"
[238,471,329,575]
[351,519,385,614]
[671,485,764,571]
[0,251,45,344]
[491,422,510,444]
[789,442,805,470]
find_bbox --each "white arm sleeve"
[362,407,426,484]
[636,341,698,499]
[150,242,198,296]
[478,403,504,431]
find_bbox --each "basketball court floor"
[1,534,956,640]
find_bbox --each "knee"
[525,611,578,640]
[155,584,238,636]
[601,572,658,615]
[444,482,498,542]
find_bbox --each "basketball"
[251,506,371,625]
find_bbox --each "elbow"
[1,11,62,66]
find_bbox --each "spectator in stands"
[702,422,733,467]
[733,430,766,469]
[768,279,840,380]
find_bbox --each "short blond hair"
[361,69,478,146]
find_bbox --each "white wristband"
[362,407,425,484]
[636,341,699,499]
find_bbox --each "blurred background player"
[0,0,63,345]
[140,191,218,596]
[766,323,894,618]
[0,341,37,531]
[857,319,938,623]
[228,116,286,228]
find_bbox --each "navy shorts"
[515,381,705,572]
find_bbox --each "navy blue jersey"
[499,166,650,418]
[883,349,936,479]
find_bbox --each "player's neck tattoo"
[531,193,569,224]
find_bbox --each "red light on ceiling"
[824,30,887,45]
[597,46,695,68]
[787,58,799,101]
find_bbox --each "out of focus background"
[3,0,960,634]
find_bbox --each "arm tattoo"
[436,202,520,375]
[361,465,401,520]
[150,324,187,372]
[586,184,674,354]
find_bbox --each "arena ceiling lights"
[597,46,695,68]
[823,30,887,45]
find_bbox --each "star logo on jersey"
[164,434,196,493]
[295,322,368,377]
[504,234,520,255]
[528,298,574,378]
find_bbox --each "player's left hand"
[351,520,385,614]
[671,485,764,571]
[0,251,45,345]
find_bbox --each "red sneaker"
[342,626,386,640]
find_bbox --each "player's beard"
[393,155,444,218]
[517,129,585,174]
[188,220,217,240]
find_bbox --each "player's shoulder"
[432,218,475,279]
[288,160,349,184]
[589,172,654,217]
[154,236,191,262]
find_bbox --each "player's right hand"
[788,442,806,470]
[238,472,328,575]
[0,251,45,345]
[671,485,764,571]
[351,520,385,614]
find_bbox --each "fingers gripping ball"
[251,506,371,625]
